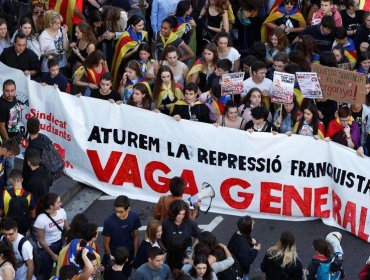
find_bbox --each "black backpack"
[18,237,42,276]
[41,143,64,181]
[5,189,31,234]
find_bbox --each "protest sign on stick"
[296,72,323,99]
[271,71,295,104]
[221,72,244,96]
[311,63,366,104]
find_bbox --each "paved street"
[64,187,370,279]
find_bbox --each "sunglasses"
[284,1,296,5]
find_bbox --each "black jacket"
[260,251,303,280]
[22,133,52,182]
[227,232,258,275]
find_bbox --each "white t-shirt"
[242,77,273,98]
[218,47,240,72]
[34,208,66,246]
[12,234,36,280]
[38,29,67,72]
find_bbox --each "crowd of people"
[0,0,370,278]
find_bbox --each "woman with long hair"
[198,0,230,45]
[159,45,189,89]
[73,50,109,95]
[266,28,290,65]
[273,97,302,133]
[288,50,311,72]
[70,22,97,68]
[111,15,147,89]
[11,17,41,58]
[187,43,218,93]
[299,35,320,64]
[133,219,166,269]
[187,254,217,280]
[161,200,200,249]
[137,43,156,80]
[0,19,10,55]
[238,88,272,123]
[153,65,184,114]
[306,238,332,280]
[214,32,240,71]
[34,193,69,280]
[260,231,303,280]
[39,10,69,73]
[0,239,16,280]
[127,82,156,110]
[216,100,245,129]
[356,51,370,77]
[20,0,45,37]
[228,216,261,280]
[118,60,151,103]
[291,103,326,139]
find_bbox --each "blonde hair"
[43,10,62,29]
[267,231,298,267]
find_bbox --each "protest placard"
[296,72,323,99]
[221,72,244,96]
[271,71,295,104]
[337,62,352,71]
[311,63,366,104]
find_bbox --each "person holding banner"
[244,106,277,133]
[215,100,246,129]
[127,83,157,111]
[290,104,326,139]
[171,83,211,123]
[153,65,184,115]
[326,106,361,149]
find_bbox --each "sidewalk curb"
[49,175,82,204]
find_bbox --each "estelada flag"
[360,0,370,10]
[48,0,76,36]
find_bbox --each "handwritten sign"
[337,62,352,71]
[271,71,295,104]
[221,72,244,96]
[296,72,323,99]
[311,64,366,104]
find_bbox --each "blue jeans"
[243,274,250,280]
[38,240,63,280]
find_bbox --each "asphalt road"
[80,196,370,279]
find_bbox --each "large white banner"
[1,63,370,242]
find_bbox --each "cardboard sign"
[271,71,295,104]
[337,62,352,71]
[221,72,244,96]
[296,72,323,99]
[311,64,366,104]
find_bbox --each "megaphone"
[188,182,215,207]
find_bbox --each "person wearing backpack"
[22,117,64,183]
[0,169,36,235]
[1,218,37,280]
[23,149,52,202]
[306,238,336,280]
